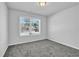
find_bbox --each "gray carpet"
[4,39,79,57]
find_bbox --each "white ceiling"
[6,2,79,16]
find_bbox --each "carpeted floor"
[4,39,79,57]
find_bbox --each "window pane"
[19,16,30,36]
[30,17,40,35]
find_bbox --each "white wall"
[8,9,47,45]
[0,2,8,56]
[48,5,79,49]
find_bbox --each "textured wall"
[48,5,79,49]
[8,9,47,45]
[0,2,8,57]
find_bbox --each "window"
[19,16,40,36]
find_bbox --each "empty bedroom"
[0,1,79,57]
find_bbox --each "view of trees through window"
[19,16,40,36]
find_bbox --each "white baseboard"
[1,47,8,57]
[49,38,79,50]
[9,38,47,46]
